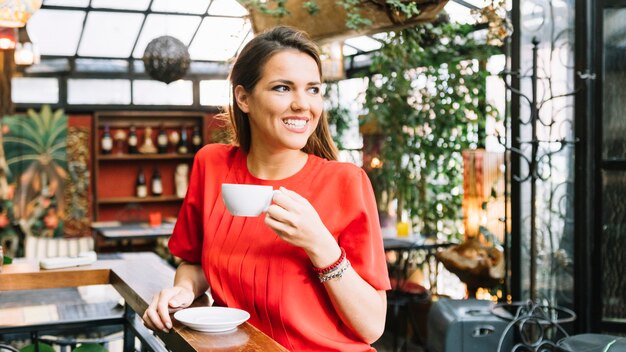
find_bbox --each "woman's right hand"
[142,286,195,332]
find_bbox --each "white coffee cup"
[221,184,277,217]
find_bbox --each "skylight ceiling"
[27,0,250,62]
[25,0,483,66]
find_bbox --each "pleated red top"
[169,144,391,352]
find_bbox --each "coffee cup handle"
[263,190,280,213]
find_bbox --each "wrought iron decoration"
[142,35,190,84]
[499,37,595,302]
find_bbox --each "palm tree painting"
[2,105,68,237]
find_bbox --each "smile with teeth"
[282,119,308,128]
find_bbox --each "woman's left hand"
[264,187,335,252]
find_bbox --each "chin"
[281,138,309,151]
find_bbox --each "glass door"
[597,3,626,334]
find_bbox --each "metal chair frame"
[493,300,576,352]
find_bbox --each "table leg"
[123,304,135,352]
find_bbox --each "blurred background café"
[0,0,624,351]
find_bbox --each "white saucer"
[174,307,250,333]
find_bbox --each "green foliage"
[72,344,109,352]
[2,105,68,235]
[362,21,500,238]
[324,82,352,149]
[244,0,423,30]
[302,0,320,15]
[19,343,55,352]
[336,0,373,30]
[3,105,68,183]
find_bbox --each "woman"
[142,26,391,351]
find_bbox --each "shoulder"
[195,143,238,165]
[311,156,370,186]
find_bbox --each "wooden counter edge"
[0,256,289,352]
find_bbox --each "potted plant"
[241,0,449,43]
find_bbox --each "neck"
[246,147,308,180]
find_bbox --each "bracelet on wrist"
[319,259,350,283]
[312,247,346,275]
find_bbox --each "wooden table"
[91,221,174,252]
[0,252,287,352]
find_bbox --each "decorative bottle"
[151,168,163,196]
[128,125,138,154]
[101,125,113,154]
[191,125,202,152]
[177,126,189,154]
[136,167,147,198]
[157,125,168,154]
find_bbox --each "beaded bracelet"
[312,247,346,275]
[319,259,351,283]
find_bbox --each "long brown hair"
[227,26,338,161]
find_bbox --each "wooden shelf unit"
[93,111,211,221]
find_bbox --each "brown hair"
[227,26,338,161]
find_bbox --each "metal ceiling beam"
[41,4,243,18]
[449,0,481,11]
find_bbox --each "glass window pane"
[25,58,70,73]
[342,45,357,56]
[11,77,59,104]
[75,58,129,72]
[344,36,382,52]
[43,0,89,7]
[208,0,248,17]
[602,8,626,160]
[133,80,193,105]
[27,9,85,56]
[601,170,626,322]
[200,80,230,106]
[235,29,253,56]
[91,0,151,11]
[189,61,230,76]
[78,12,144,58]
[68,79,131,104]
[458,0,489,9]
[133,60,145,73]
[443,1,476,24]
[189,17,250,61]
[132,14,201,58]
[151,0,210,14]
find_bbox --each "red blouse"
[169,144,391,352]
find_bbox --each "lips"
[282,117,309,132]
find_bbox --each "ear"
[234,85,250,113]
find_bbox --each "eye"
[308,86,321,95]
[272,85,289,92]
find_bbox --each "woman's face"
[235,49,323,153]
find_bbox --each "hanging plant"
[242,0,448,42]
[362,19,500,239]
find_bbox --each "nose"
[290,91,309,111]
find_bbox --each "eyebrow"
[268,79,321,86]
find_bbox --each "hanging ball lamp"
[142,35,190,84]
[0,0,42,28]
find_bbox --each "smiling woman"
[141,26,391,352]
[234,50,324,162]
